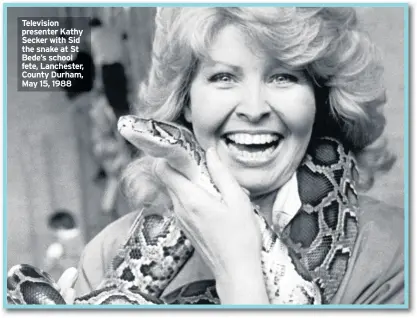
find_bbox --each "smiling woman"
[66,7,403,306]
[186,25,316,197]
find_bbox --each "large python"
[7,115,359,305]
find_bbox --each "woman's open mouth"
[222,132,282,166]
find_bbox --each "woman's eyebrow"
[268,59,303,72]
[201,58,242,72]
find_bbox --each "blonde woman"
[61,8,402,305]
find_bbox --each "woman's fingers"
[57,267,78,292]
[56,267,78,304]
[166,188,192,224]
[154,159,217,211]
[205,147,248,204]
[62,288,76,304]
[153,159,188,195]
[154,148,248,209]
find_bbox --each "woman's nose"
[235,84,271,122]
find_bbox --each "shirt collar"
[271,173,302,234]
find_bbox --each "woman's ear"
[184,105,192,123]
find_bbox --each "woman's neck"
[250,190,278,225]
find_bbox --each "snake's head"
[118,116,181,141]
[118,115,188,155]
[118,115,211,186]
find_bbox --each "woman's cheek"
[210,88,242,108]
[281,93,316,135]
[192,88,240,124]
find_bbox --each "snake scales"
[7,115,359,305]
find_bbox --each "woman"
[61,7,403,305]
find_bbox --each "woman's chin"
[234,174,279,197]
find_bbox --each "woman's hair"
[121,7,395,209]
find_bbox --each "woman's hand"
[56,267,78,304]
[154,148,269,304]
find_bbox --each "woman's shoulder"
[331,195,405,304]
[74,211,139,295]
[356,193,404,278]
[80,202,171,260]
[75,206,166,295]
[86,211,140,249]
[357,194,404,242]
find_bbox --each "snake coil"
[7,116,359,305]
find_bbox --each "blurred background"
[6,6,406,281]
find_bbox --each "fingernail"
[71,267,78,275]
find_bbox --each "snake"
[7,115,359,305]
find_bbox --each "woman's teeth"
[227,133,279,145]
[224,133,281,162]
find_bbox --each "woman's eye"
[209,73,235,83]
[270,74,298,85]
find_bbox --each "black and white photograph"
[4,4,408,308]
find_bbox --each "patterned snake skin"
[7,115,359,305]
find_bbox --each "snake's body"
[7,115,359,305]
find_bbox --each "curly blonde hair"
[121,7,395,209]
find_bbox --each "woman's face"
[186,25,316,196]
